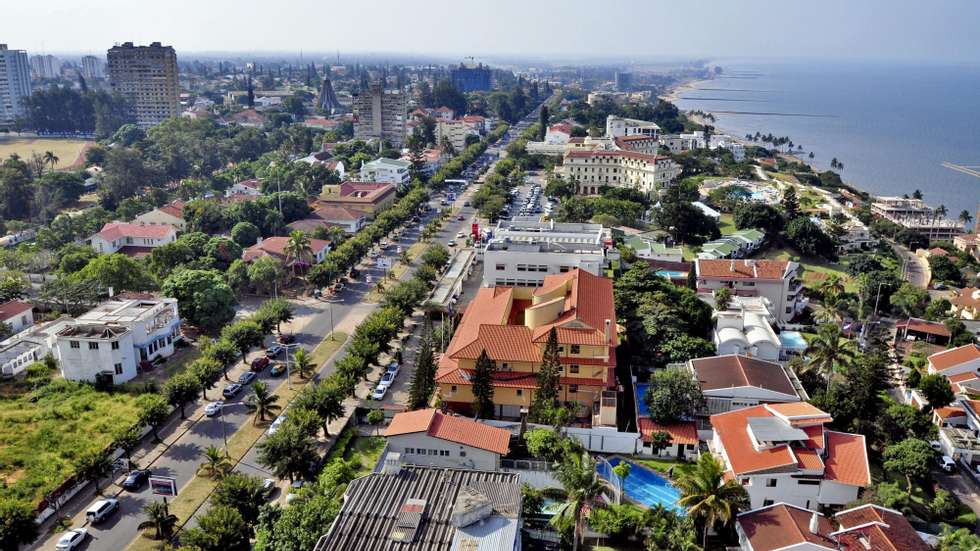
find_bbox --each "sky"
[7,0,980,65]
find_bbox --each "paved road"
[889,241,931,288]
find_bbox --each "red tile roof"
[158,200,186,219]
[711,406,797,475]
[638,418,698,445]
[548,122,572,135]
[97,222,175,241]
[898,317,951,338]
[690,355,798,397]
[452,325,542,362]
[385,409,511,455]
[0,301,32,322]
[834,504,931,551]
[697,259,791,280]
[737,504,837,551]
[236,178,261,189]
[564,149,669,163]
[935,405,966,419]
[435,367,605,390]
[242,236,330,263]
[823,431,871,487]
[795,448,825,470]
[929,343,980,371]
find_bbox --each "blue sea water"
[674,60,980,221]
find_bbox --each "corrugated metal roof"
[317,465,521,551]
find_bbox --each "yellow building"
[436,269,618,423]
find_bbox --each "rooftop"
[242,236,330,263]
[929,343,980,371]
[385,409,511,455]
[697,259,792,280]
[690,354,798,398]
[96,222,175,242]
[0,301,32,322]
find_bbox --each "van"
[939,455,956,473]
[86,499,119,523]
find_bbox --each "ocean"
[674,59,980,222]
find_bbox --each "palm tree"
[197,445,232,479]
[137,501,178,541]
[675,453,749,548]
[43,151,59,170]
[292,348,314,379]
[250,381,281,424]
[959,210,973,228]
[806,322,858,391]
[935,204,948,223]
[283,230,313,273]
[550,452,617,551]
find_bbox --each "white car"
[371,384,389,400]
[86,498,119,523]
[456,232,465,239]
[55,528,88,551]
[939,455,956,472]
[205,401,224,417]
[379,371,396,388]
[268,414,287,435]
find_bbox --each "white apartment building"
[0,45,32,126]
[30,55,60,79]
[435,119,479,151]
[605,115,660,138]
[712,402,870,510]
[561,149,681,195]
[383,409,511,471]
[90,222,177,255]
[871,196,963,241]
[353,82,407,146]
[107,42,179,128]
[359,157,411,187]
[55,297,181,384]
[81,55,104,79]
[696,259,805,325]
[482,220,612,287]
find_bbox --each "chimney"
[808,512,820,535]
[604,319,612,344]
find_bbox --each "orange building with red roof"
[711,402,870,510]
[384,408,511,470]
[436,269,618,422]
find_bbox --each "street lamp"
[282,342,301,389]
[216,401,250,456]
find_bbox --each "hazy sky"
[8,0,980,64]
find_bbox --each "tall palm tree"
[292,348,314,379]
[283,230,313,273]
[935,204,948,222]
[675,453,749,548]
[806,322,858,391]
[549,452,617,551]
[959,210,973,228]
[197,445,232,479]
[250,381,281,424]
[43,151,59,170]
[137,501,178,541]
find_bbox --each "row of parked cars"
[370,362,401,401]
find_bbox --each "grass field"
[761,247,855,292]
[0,380,146,504]
[0,137,92,169]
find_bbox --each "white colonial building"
[359,157,411,188]
[90,222,178,256]
[482,220,612,287]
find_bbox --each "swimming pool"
[600,457,683,512]
[655,270,688,280]
[779,331,808,351]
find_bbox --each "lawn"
[0,380,146,504]
[629,457,694,479]
[309,331,348,368]
[0,137,92,169]
[718,213,736,235]
[761,247,855,292]
[343,436,386,476]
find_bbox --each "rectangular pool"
[601,457,683,512]
[779,331,808,351]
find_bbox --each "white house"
[134,200,187,231]
[927,343,980,377]
[0,301,34,336]
[712,298,782,361]
[622,235,683,262]
[383,408,511,471]
[242,236,332,267]
[711,402,870,510]
[605,115,660,139]
[482,220,612,287]
[54,297,181,385]
[359,157,411,188]
[89,222,178,256]
[696,259,805,325]
[688,355,803,419]
[0,341,41,378]
[225,179,263,197]
[545,122,573,144]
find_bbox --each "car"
[447,241,457,247]
[456,232,465,239]
[395,246,403,254]
[266,344,284,357]
[386,362,401,376]
[262,478,277,498]
[222,383,243,398]
[55,528,88,551]
[457,215,465,221]
[122,469,150,491]
[238,371,257,385]
[86,499,119,523]
[371,384,389,400]
[270,362,287,376]
[463,201,471,207]
[278,333,296,344]
[332,282,346,293]
[379,371,396,388]
[939,455,956,472]
[251,357,270,371]
[368,250,380,259]
[205,401,225,416]
[268,414,287,435]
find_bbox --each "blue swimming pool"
[779,331,808,351]
[600,457,683,512]
[655,270,688,279]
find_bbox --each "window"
[430,449,439,456]
[451,385,457,392]
[558,346,564,353]
[114,363,123,375]
[569,365,580,374]
[516,389,523,396]
[70,341,80,349]
[517,264,527,272]
[460,450,467,457]
[740,478,751,486]
[88,342,99,350]
[111,341,120,350]
[570,345,580,354]
[766,478,777,488]
[569,384,579,393]
[440,450,450,457]
[405,447,415,454]
[762,499,774,507]
[501,363,509,370]
[797,480,821,486]
[559,266,570,273]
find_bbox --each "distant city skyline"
[7,0,980,65]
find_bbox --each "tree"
[162,269,236,332]
[733,202,784,234]
[367,409,385,435]
[137,501,178,541]
[256,297,294,335]
[162,371,200,419]
[675,453,748,548]
[291,347,314,379]
[538,105,549,140]
[205,338,240,380]
[806,323,858,391]
[74,253,155,293]
[879,402,937,444]
[230,221,260,247]
[890,282,929,318]
[472,350,497,419]
[530,328,562,423]
[918,373,956,410]
[644,369,703,424]
[221,320,265,365]
[883,439,934,496]
[284,230,314,273]
[293,380,346,437]
[785,216,837,259]
[137,393,171,442]
[247,256,286,295]
[551,452,616,551]
[212,472,266,525]
[407,325,437,409]
[929,255,964,286]
[180,505,250,551]
[959,210,973,228]
[249,381,281,424]
[75,450,113,495]
[713,287,733,311]
[936,524,980,551]
[0,499,39,551]
[781,186,800,219]
[198,445,232,479]
[257,423,316,482]
[190,357,222,400]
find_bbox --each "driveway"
[890,241,930,288]
[934,469,980,530]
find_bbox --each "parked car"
[278,333,296,344]
[939,455,956,472]
[268,414,287,435]
[266,344,284,358]
[122,469,151,491]
[262,478,277,499]
[55,528,88,551]
[457,215,465,221]
[251,357,270,371]
[379,371,396,388]
[86,499,119,523]
[456,232,465,239]
[270,362,287,376]
[205,401,224,417]
[386,362,401,377]
[371,384,389,400]
[238,371,258,385]
[222,383,243,398]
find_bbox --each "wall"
[387,433,499,471]
[483,251,604,287]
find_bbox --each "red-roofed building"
[287,206,368,234]
[711,403,870,509]
[225,178,264,197]
[317,180,397,216]
[384,408,511,470]
[0,300,34,335]
[927,343,980,376]
[736,502,930,551]
[696,259,805,325]
[436,269,618,423]
[242,236,331,268]
[134,200,188,231]
[90,222,177,256]
[896,317,952,346]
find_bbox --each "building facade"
[561,149,680,195]
[107,42,179,128]
[482,220,611,287]
[81,55,104,79]
[358,158,411,188]
[30,54,60,79]
[89,222,177,256]
[353,83,407,146]
[450,64,492,92]
[0,45,31,126]
[384,409,511,471]
[696,259,805,325]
